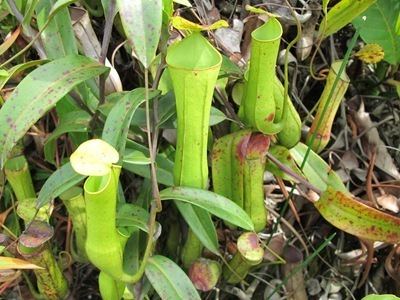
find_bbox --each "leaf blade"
[0,257,43,270]
[116,0,163,68]
[160,186,254,231]
[0,55,108,168]
[145,255,201,300]
[316,187,400,243]
[174,202,219,254]
[37,163,85,208]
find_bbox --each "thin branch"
[90,0,116,129]
[266,152,321,194]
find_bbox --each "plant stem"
[91,0,116,130]
[144,68,162,212]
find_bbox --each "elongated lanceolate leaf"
[44,110,91,164]
[160,186,254,231]
[318,0,376,39]
[0,60,46,90]
[174,202,219,254]
[102,88,159,155]
[117,0,162,68]
[316,187,400,243]
[145,255,201,300]
[290,143,346,192]
[37,163,85,208]
[123,140,174,186]
[0,55,108,168]
[116,203,149,233]
[0,257,43,270]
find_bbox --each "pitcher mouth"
[251,17,283,43]
[166,32,222,72]
[84,165,121,195]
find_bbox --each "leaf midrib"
[1,61,104,161]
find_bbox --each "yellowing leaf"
[171,16,228,31]
[355,43,384,63]
[245,4,280,18]
[70,139,119,176]
[0,256,43,270]
[207,20,229,30]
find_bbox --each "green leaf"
[101,0,118,19]
[362,295,400,300]
[116,0,163,68]
[265,144,302,181]
[353,0,400,64]
[0,55,109,168]
[44,111,91,164]
[289,143,346,192]
[123,140,174,186]
[36,0,78,59]
[0,60,46,90]
[316,186,400,243]
[22,0,39,27]
[160,186,254,231]
[49,0,75,16]
[318,0,376,39]
[209,107,228,126]
[102,88,159,155]
[122,150,151,165]
[175,202,219,254]
[36,163,86,208]
[145,255,201,300]
[117,203,149,233]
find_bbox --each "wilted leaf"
[353,103,400,180]
[0,27,21,56]
[376,194,399,213]
[171,16,228,31]
[0,257,43,270]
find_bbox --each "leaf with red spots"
[145,255,200,300]
[117,0,162,68]
[0,55,108,168]
[316,187,400,243]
